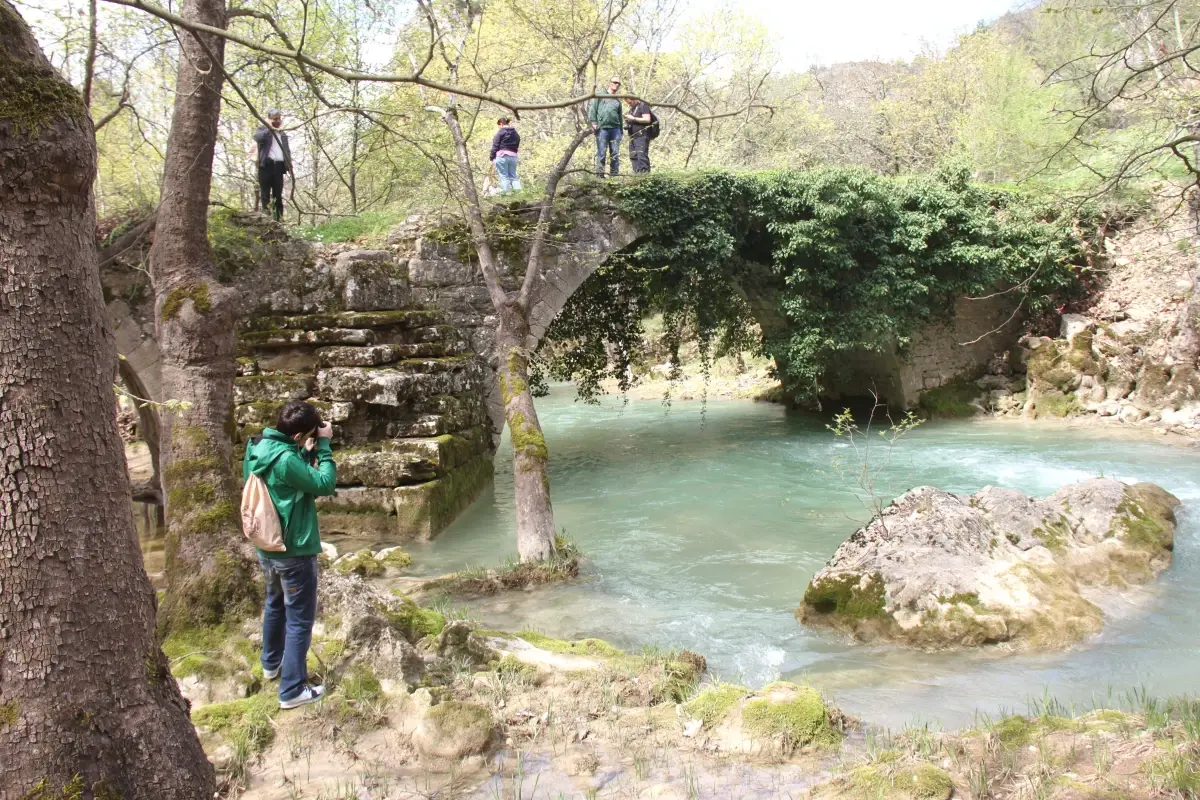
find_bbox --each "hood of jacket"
[245,428,298,475]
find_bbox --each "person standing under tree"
[625,96,654,174]
[588,77,624,177]
[490,117,523,193]
[243,401,337,709]
[254,109,292,220]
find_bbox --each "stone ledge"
[244,310,444,333]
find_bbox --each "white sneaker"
[279,684,325,709]
[263,666,280,680]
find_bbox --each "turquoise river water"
[391,386,1200,730]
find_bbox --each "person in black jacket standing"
[489,118,523,193]
[625,96,654,174]
[254,109,292,220]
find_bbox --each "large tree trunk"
[151,0,259,633]
[0,4,215,795]
[495,307,557,562]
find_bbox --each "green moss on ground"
[741,682,841,750]
[333,549,385,578]
[844,763,953,800]
[1033,390,1080,418]
[191,693,277,753]
[683,683,748,729]
[515,631,624,658]
[488,653,540,682]
[340,662,383,704]
[383,595,447,640]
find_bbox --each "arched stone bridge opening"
[102,192,1022,539]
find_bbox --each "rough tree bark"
[0,3,214,795]
[150,0,259,632]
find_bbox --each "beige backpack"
[241,446,287,552]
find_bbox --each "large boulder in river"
[796,479,1179,650]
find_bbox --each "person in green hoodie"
[243,400,337,709]
[588,76,624,177]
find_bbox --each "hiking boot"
[262,665,280,680]
[279,684,325,709]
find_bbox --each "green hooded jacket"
[588,88,623,130]
[242,428,337,558]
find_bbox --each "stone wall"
[103,214,494,541]
[820,293,1024,408]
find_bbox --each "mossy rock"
[738,682,842,752]
[413,701,494,758]
[797,572,888,636]
[333,549,385,578]
[837,763,953,800]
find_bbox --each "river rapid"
[383,387,1199,730]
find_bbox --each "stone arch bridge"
[103,192,1020,539]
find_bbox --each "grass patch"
[291,211,404,244]
[383,595,447,640]
[161,625,255,680]
[424,535,582,597]
[683,682,749,729]
[192,693,277,780]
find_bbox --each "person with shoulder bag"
[624,95,657,174]
[241,400,336,709]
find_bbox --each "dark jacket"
[490,126,520,161]
[588,89,623,130]
[627,101,653,138]
[242,428,336,558]
[254,124,292,169]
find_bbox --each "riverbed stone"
[414,701,494,759]
[796,479,1179,651]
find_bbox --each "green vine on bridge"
[534,166,1100,405]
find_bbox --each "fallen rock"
[796,479,1179,650]
[413,700,495,758]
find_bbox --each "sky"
[685,0,1025,70]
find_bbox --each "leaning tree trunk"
[495,305,557,562]
[0,3,215,795]
[150,0,259,633]
[438,107,559,563]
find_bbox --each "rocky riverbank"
[797,478,1179,651]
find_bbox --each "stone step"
[317,358,482,405]
[317,455,493,540]
[244,310,445,333]
[234,372,315,404]
[335,449,439,486]
[314,341,465,368]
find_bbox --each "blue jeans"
[494,154,522,192]
[596,128,622,177]
[259,554,318,701]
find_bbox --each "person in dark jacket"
[588,77,624,177]
[253,109,292,220]
[243,400,336,709]
[489,117,522,193]
[625,96,653,174]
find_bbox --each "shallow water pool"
[393,387,1200,729]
